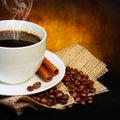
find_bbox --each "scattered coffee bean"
[27,81,41,91]
[27,86,34,91]
[33,82,41,89]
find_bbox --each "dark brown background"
[0,0,120,120]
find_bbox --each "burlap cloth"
[0,44,109,115]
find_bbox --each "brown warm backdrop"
[0,0,120,73]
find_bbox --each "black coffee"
[0,31,41,47]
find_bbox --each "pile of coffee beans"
[62,66,96,105]
[31,86,69,106]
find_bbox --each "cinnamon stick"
[38,57,59,82]
[42,57,59,76]
[38,65,52,82]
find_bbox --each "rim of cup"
[0,20,47,50]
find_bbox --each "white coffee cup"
[0,20,47,84]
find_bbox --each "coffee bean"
[62,94,69,100]
[80,100,86,105]
[75,96,81,103]
[27,86,33,91]
[56,90,64,98]
[49,94,55,99]
[87,96,93,100]
[71,91,77,98]
[33,82,41,89]
[27,81,41,91]
[60,99,68,104]
[69,83,75,89]
[40,97,48,104]
[80,93,87,98]
[87,99,94,104]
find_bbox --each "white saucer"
[0,50,65,96]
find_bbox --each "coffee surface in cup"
[0,31,41,47]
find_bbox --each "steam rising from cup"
[1,0,34,40]
[1,0,34,20]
